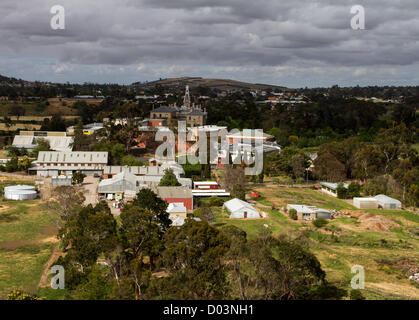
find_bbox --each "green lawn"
[0,200,60,298]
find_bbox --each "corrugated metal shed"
[37,151,108,164]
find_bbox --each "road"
[82,175,99,206]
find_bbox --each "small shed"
[374,194,402,210]
[353,197,379,209]
[287,204,332,221]
[223,198,261,219]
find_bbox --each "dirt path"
[38,244,66,288]
[81,176,99,206]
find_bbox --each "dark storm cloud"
[0,0,418,86]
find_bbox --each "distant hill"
[132,76,286,91]
[0,74,22,84]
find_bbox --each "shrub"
[347,182,361,198]
[312,218,328,228]
[296,177,306,184]
[199,196,226,207]
[350,289,365,300]
[289,208,298,220]
[336,182,348,199]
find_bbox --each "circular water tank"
[4,185,37,200]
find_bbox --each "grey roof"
[37,151,108,164]
[288,204,331,215]
[103,164,184,177]
[98,171,138,193]
[13,135,74,152]
[223,198,256,212]
[151,106,179,113]
[185,109,207,116]
[157,186,193,199]
[374,194,402,205]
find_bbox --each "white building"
[223,198,261,219]
[29,151,108,176]
[12,135,74,152]
[374,194,402,210]
[320,182,349,198]
[353,197,379,209]
[287,204,333,221]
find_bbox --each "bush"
[350,289,365,300]
[199,196,227,207]
[347,182,361,198]
[289,208,298,220]
[272,177,280,184]
[336,182,348,199]
[312,218,328,228]
[295,177,306,184]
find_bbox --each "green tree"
[159,220,230,299]
[58,202,119,269]
[18,156,32,171]
[289,208,298,220]
[30,138,51,158]
[158,169,181,187]
[350,289,365,300]
[347,182,361,198]
[231,183,246,200]
[121,154,144,166]
[313,218,329,228]
[336,182,348,199]
[72,171,85,184]
[72,265,114,300]
[407,184,419,211]
[131,189,171,232]
[120,206,163,299]
[7,289,42,300]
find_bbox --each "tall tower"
[183,85,191,108]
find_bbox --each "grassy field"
[212,185,419,300]
[0,98,101,118]
[0,199,60,298]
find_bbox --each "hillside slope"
[133,76,285,91]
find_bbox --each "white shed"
[374,194,402,210]
[223,198,261,219]
[353,197,379,209]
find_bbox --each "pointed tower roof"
[183,85,191,108]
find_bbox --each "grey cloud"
[0,0,418,86]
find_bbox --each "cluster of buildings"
[320,181,402,210]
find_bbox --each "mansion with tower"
[150,85,207,127]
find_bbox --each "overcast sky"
[0,0,418,87]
